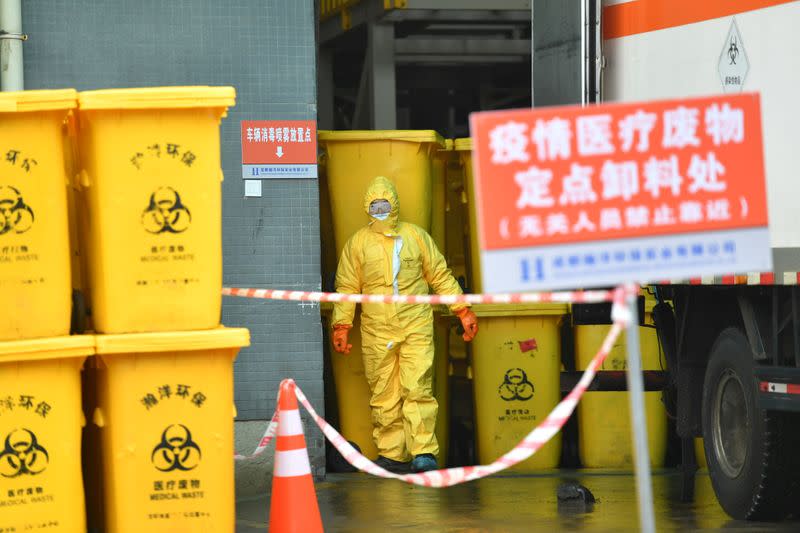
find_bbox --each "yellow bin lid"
[78,86,236,110]
[454,137,473,151]
[318,130,445,147]
[0,89,78,113]
[95,327,250,355]
[471,303,569,317]
[0,335,95,363]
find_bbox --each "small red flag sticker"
[518,338,538,353]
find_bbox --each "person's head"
[363,176,399,234]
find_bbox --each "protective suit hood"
[363,176,400,234]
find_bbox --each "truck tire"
[702,327,798,520]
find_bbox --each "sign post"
[623,292,655,533]
[469,93,770,533]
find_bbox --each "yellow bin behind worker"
[317,130,444,257]
[430,139,453,254]
[0,89,78,340]
[76,87,235,333]
[453,138,484,293]
[0,334,94,532]
[575,296,668,468]
[90,328,249,533]
[472,304,568,471]
[444,142,468,287]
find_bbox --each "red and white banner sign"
[469,93,771,292]
[241,120,317,179]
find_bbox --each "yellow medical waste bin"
[76,86,236,334]
[472,304,568,471]
[430,140,452,254]
[433,310,450,466]
[318,130,444,257]
[91,327,249,533]
[0,334,94,532]
[0,89,78,340]
[444,144,468,288]
[575,301,668,468]
[453,138,483,293]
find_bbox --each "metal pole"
[0,0,25,91]
[625,292,656,533]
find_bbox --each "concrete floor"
[235,470,800,532]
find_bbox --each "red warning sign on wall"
[241,120,317,178]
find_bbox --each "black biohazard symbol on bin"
[142,187,191,234]
[499,368,535,402]
[0,428,49,478]
[151,424,202,472]
[0,186,35,236]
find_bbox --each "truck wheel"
[702,327,797,520]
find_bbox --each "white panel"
[604,3,800,251]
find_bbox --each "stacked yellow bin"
[0,336,95,531]
[71,87,250,533]
[91,329,249,532]
[76,87,235,334]
[0,89,97,531]
[574,295,669,469]
[0,90,77,340]
[317,130,452,465]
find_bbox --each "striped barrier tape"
[222,287,619,305]
[235,286,634,486]
[234,408,279,460]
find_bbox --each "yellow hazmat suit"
[332,176,468,461]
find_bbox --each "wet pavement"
[236,470,800,531]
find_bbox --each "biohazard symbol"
[728,36,740,65]
[141,187,191,234]
[151,424,202,472]
[0,186,35,236]
[0,429,49,478]
[499,368,535,402]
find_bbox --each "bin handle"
[75,169,91,189]
[92,407,106,428]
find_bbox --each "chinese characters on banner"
[240,120,318,180]
[469,93,771,292]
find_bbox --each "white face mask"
[371,213,390,221]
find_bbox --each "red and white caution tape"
[234,409,279,460]
[236,286,633,487]
[222,286,618,305]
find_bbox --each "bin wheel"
[702,327,800,520]
[71,289,88,334]
[326,440,361,473]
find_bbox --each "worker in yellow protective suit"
[332,176,478,474]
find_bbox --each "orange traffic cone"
[269,379,324,533]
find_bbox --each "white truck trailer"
[597,0,800,520]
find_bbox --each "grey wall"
[22,0,324,491]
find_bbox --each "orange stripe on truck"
[604,0,797,39]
